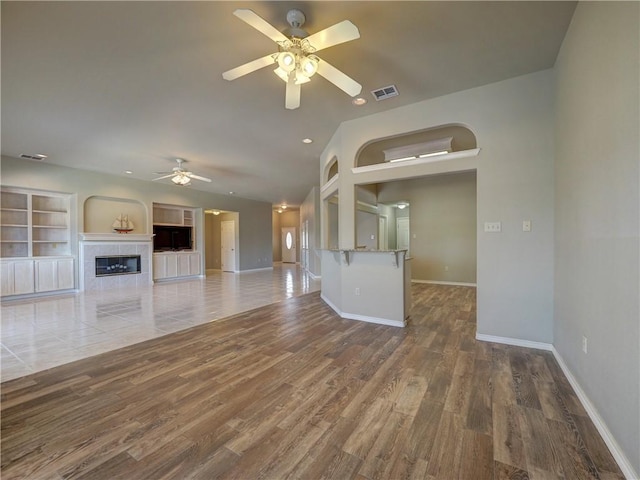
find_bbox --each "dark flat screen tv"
[153,225,192,251]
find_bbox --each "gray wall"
[322,68,555,344]
[378,172,477,284]
[1,155,273,271]
[554,2,639,474]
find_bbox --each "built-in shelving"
[1,188,74,296]
[152,203,200,280]
[1,189,71,258]
[153,203,194,226]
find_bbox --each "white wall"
[321,69,555,344]
[554,2,640,475]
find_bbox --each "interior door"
[397,217,410,253]
[282,227,297,263]
[221,220,236,272]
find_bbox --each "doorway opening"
[204,210,239,274]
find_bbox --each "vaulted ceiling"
[1,1,577,206]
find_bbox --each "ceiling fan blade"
[285,75,301,110]
[306,20,360,52]
[316,59,362,97]
[223,54,276,81]
[188,174,212,183]
[152,173,176,181]
[233,9,288,43]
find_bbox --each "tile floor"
[1,264,320,382]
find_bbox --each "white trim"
[321,294,406,328]
[475,333,637,479]
[475,333,552,351]
[308,272,321,280]
[79,233,154,242]
[551,347,639,480]
[412,279,477,287]
[351,148,480,175]
[320,173,339,195]
[238,267,274,274]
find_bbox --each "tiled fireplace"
[79,234,153,291]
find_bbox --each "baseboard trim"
[476,333,637,479]
[238,267,273,274]
[475,333,552,351]
[551,347,638,480]
[412,279,477,287]
[320,294,405,328]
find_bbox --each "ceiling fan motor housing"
[284,9,308,38]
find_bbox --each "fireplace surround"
[79,233,153,291]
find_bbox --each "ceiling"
[1,1,576,207]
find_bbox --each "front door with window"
[282,227,297,263]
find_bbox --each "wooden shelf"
[0,188,71,258]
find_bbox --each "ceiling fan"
[222,8,362,109]
[152,158,212,186]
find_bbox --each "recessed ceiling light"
[281,204,287,209]
[352,97,367,106]
[124,170,133,175]
[302,138,313,144]
[229,191,234,195]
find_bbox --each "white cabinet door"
[166,254,178,278]
[35,258,75,292]
[177,253,190,276]
[154,252,200,280]
[14,261,35,294]
[1,260,35,296]
[35,259,58,292]
[57,258,75,290]
[153,254,167,280]
[188,252,201,276]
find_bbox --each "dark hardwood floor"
[1,284,624,479]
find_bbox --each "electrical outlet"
[444,265,449,271]
[484,222,502,233]
[582,335,588,354]
[355,287,360,296]
[523,220,531,232]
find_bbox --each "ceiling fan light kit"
[152,158,212,186]
[222,9,362,110]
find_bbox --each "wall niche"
[83,196,147,233]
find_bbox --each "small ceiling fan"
[152,158,212,186]
[222,8,362,109]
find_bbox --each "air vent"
[20,153,48,161]
[371,85,399,101]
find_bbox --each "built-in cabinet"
[153,251,201,280]
[152,203,201,280]
[1,188,74,297]
[153,204,193,227]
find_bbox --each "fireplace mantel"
[79,233,154,242]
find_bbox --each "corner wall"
[322,69,555,344]
[554,2,640,475]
